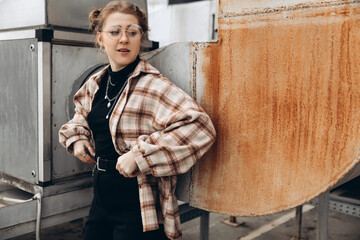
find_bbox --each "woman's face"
[97,12,142,72]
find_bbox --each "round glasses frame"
[101,24,143,40]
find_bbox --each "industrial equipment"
[1,0,360,240]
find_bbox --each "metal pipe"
[35,193,42,240]
[0,195,34,203]
[0,192,42,240]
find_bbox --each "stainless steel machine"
[0,1,158,239]
[0,1,210,239]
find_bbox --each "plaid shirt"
[59,59,216,240]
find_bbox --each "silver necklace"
[104,75,130,119]
[105,76,125,108]
[108,76,116,86]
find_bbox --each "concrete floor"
[8,205,360,240]
[182,206,360,240]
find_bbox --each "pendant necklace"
[104,75,130,119]
[108,76,116,87]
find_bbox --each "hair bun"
[89,8,102,31]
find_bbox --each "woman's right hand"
[73,140,96,164]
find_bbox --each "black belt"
[96,157,118,174]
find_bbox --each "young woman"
[59,1,216,239]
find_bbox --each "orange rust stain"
[219,0,358,17]
[190,4,360,216]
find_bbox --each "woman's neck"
[108,56,140,81]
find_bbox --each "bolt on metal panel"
[189,1,360,216]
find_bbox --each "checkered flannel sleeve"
[132,78,216,177]
[59,83,92,154]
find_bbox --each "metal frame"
[37,41,52,184]
[0,29,95,45]
[0,30,36,41]
[0,0,148,32]
[179,203,209,240]
[0,189,209,240]
[0,187,92,240]
[316,192,330,240]
[295,177,360,240]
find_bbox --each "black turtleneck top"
[87,56,140,160]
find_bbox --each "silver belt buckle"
[96,157,106,172]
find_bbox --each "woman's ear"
[97,32,103,46]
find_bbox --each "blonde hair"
[89,1,149,35]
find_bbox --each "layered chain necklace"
[104,74,130,119]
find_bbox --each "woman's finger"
[84,143,96,158]
[79,142,95,163]
[84,154,96,164]
[73,140,95,163]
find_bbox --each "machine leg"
[221,215,245,227]
[295,205,303,239]
[317,191,329,240]
[200,211,210,240]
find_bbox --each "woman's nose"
[119,31,129,43]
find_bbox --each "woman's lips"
[117,48,130,55]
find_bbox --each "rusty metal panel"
[190,2,360,216]
[219,0,346,15]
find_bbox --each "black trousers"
[82,169,169,240]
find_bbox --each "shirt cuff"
[65,135,89,154]
[132,144,153,175]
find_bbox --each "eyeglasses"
[101,24,143,40]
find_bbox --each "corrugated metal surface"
[190,1,360,216]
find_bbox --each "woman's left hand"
[116,151,140,178]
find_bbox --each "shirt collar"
[91,58,160,85]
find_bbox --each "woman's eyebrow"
[108,24,132,29]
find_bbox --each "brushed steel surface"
[0,30,36,41]
[0,0,45,30]
[51,44,108,180]
[37,41,52,183]
[142,42,193,97]
[47,0,147,30]
[0,0,148,31]
[0,39,39,184]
